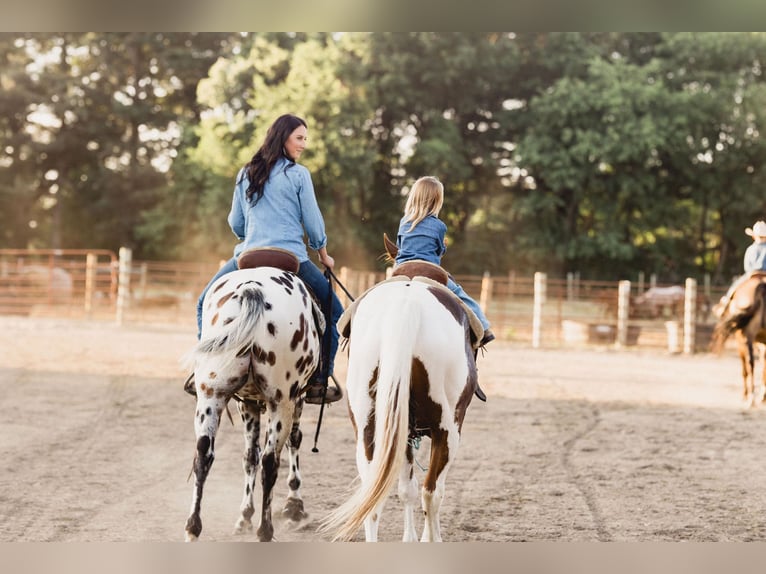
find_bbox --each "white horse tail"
[322,295,420,541]
[194,282,266,369]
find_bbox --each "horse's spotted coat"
[184,267,320,542]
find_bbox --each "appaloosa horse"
[712,273,766,407]
[184,264,321,541]
[320,259,482,541]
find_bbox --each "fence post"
[567,272,574,301]
[338,266,350,307]
[650,274,657,289]
[116,247,132,325]
[532,272,546,349]
[638,271,645,294]
[480,271,492,314]
[616,280,631,348]
[683,277,697,354]
[84,252,96,318]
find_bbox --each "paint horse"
[321,238,483,541]
[711,272,766,407]
[184,249,321,541]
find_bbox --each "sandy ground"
[3,315,766,543]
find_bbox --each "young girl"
[395,176,494,346]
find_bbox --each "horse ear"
[383,233,398,260]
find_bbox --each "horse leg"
[356,431,386,542]
[759,344,766,404]
[257,401,293,542]
[281,398,308,521]
[744,339,756,407]
[421,426,458,542]
[736,334,752,405]
[398,441,419,542]
[184,393,226,542]
[234,399,263,535]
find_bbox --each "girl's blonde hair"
[403,176,444,231]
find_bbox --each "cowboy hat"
[745,220,766,237]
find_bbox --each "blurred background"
[5,32,766,279]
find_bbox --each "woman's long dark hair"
[241,114,307,204]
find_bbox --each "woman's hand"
[318,248,335,270]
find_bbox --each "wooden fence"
[0,248,728,353]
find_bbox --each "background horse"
[321,277,479,541]
[711,275,766,407]
[184,266,320,541]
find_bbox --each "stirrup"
[303,374,343,405]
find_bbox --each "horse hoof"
[257,525,274,542]
[282,498,308,521]
[234,519,253,535]
[185,532,198,542]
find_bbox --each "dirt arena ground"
[3,315,766,543]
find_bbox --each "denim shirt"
[744,241,766,273]
[395,214,447,266]
[227,157,327,263]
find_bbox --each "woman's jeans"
[447,276,490,331]
[196,257,343,377]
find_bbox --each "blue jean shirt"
[744,241,766,273]
[395,214,447,265]
[227,157,327,263]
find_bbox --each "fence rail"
[0,248,729,353]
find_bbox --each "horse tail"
[194,282,266,369]
[321,295,419,541]
[711,282,766,352]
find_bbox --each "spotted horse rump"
[320,278,480,542]
[184,266,321,542]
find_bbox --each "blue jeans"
[196,257,343,377]
[297,260,343,378]
[447,276,490,331]
[196,257,239,338]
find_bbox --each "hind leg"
[185,394,226,542]
[235,399,264,535]
[421,426,459,542]
[257,401,293,541]
[185,359,249,541]
[282,399,308,521]
[738,335,756,406]
[353,433,386,541]
[398,442,419,542]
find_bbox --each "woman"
[195,113,343,404]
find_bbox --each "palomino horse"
[321,275,480,541]
[184,264,321,541]
[712,273,766,407]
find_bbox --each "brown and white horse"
[712,274,766,407]
[184,266,320,541]
[321,277,480,541]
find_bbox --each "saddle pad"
[237,247,300,274]
[337,275,484,349]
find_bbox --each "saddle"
[236,246,325,335]
[237,247,300,273]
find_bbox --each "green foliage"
[3,32,766,285]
